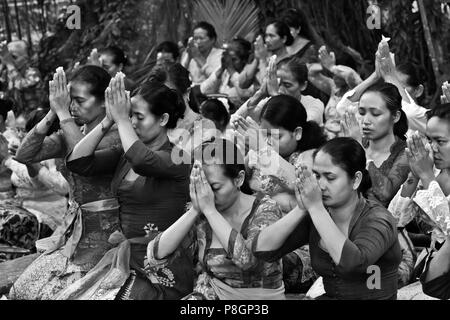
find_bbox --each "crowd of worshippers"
[0,8,450,300]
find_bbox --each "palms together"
[105,72,131,123]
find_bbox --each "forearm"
[309,204,347,265]
[180,52,191,69]
[200,69,222,95]
[68,117,113,161]
[256,206,308,252]
[156,208,199,259]
[15,120,63,164]
[425,238,450,282]
[348,72,379,103]
[385,77,411,104]
[35,110,57,135]
[58,118,85,152]
[116,119,140,153]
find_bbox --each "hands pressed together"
[105,72,131,125]
[266,55,279,97]
[340,109,363,144]
[49,67,71,116]
[441,81,450,104]
[406,132,435,184]
[189,161,216,215]
[87,48,102,67]
[294,165,324,212]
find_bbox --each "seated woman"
[234,57,325,126]
[181,21,223,85]
[254,137,402,300]
[1,108,69,233]
[342,83,410,208]
[235,94,327,213]
[337,39,428,137]
[147,138,285,300]
[391,103,450,257]
[342,83,415,288]
[238,20,293,91]
[234,95,326,293]
[9,66,122,300]
[200,38,256,107]
[56,75,193,300]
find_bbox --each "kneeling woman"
[56,75,193,300]
[147,139,285,300]
[254,138,402,300]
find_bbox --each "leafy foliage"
[17,0,450,104]
[194,0,261,44]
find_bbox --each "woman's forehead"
[359,92,387,110]
[313,151,343,174]
[131,95,149,113]
[69,81,92,97]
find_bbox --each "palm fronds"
[194,0,261,45]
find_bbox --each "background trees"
[1,0,449,106]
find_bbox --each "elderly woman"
[181,21,224,85]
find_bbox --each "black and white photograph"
[0,0,450,311]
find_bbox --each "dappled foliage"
[30,0,450,105]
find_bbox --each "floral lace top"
[389,170,450,246]
[248,149,314,199]
[147,195,283,300]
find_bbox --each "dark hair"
[194,138,252,195]
[228,38,252,62]
[193,21,217,41]
[99,46,128,66]
[135,81,186,129]
[147,63,192,95]
[363,83,409,141]
[0,98,14,121]
[156,41,180,61]
[426,103,450,122]
[314,137,373,195]
[199,99,230,133]
[266,21,294,47]
[282,8,321,45]
[26,108,60,136]
[260,95,327,152]
[69,65,111,102]
[279,57,309,84]
[396,62,425,89]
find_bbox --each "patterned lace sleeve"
[248,147,297,195]
[15,129,66,164]
[368,150,410,207]
[388,187,422,228]
[227,196,283,270]
[414,181,450,237]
